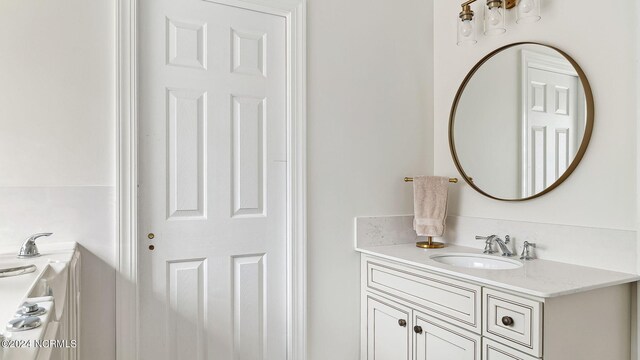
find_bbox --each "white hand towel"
[413,176,449,237]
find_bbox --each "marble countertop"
[356,243,640,298]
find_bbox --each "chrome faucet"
[476,234,513,257]
[494,235,514,257]
[18,233,52,258]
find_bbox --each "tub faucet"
[18,233,52,258]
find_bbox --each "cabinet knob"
[398,319,407,327]
[413,325,423,334]
[501,316,514,326]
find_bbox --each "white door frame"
[115,0,307,358]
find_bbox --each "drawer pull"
[501,316,514,326]
[398,319,407,327]
[413,326,423,334]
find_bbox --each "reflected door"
[137,0,287,359]
[524,66,579,196]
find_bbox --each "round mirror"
[449,43,594,201]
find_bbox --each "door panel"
[166,259,207,359]
[167,88,207,219]
[366,296,412,360]
[138,0,287,359]
[414,312,481,360]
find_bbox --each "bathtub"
[0,243,80,360]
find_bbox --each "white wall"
[434,0,637,231]
[0,1,115,359]
[307,0,434,358]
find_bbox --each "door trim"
[115,0,307,358]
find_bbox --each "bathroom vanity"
[357,243,638,360]
[353,40,640,359]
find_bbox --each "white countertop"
[356,243,640,298]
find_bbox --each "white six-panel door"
[138,0,287,359]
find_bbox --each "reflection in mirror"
[450,43,593,201]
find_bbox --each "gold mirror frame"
[449,42,594,201]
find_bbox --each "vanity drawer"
[483,338,539,360]
[365,258,481,332]
[483,288,543,357]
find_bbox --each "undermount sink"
[430,253,522,270]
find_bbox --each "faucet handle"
[520,241,536,261]
[476,235,497,254]
[18,233,53,258]
[28,233,53,241]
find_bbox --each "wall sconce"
[516,0,541,23]
[457,0,541,46]
[457,2,477,45]
[484,0,506,35]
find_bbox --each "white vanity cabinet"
[365,294,480,360]
[360,254,632,360]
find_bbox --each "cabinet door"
[366,295,412,360]
[413,311,481,360]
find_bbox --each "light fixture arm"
[460,0,514,16]
[459,0,477,21]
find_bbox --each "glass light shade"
[457,18,477,46]
[484,2,506,35]
[516,0,541,23]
